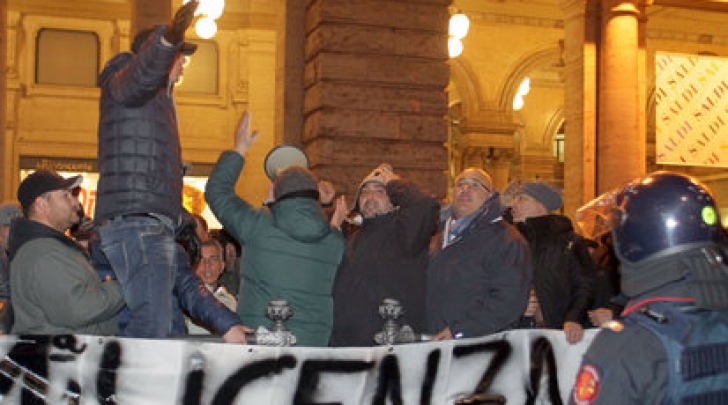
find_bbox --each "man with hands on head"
[329,162,439,347]
[205,112,344,347]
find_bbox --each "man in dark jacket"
[330,164,439,347]
[427,168,531,340]
[206,112,344,347]
[511,181,594,344]
[95,2,249,342]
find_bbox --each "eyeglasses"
[200,255,222,263]
[455,180,490,192]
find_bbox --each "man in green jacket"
[10,170,125,335]
[205,112,344,346]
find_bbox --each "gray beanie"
[273,166,319,201]
[519,181,563,212]
[0,203,21,226]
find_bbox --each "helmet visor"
[575,188,623,241]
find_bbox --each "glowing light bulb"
[195,17,217,39]
[517,77,531,96]
[449,13,470,39]
[512,94,524,111]
[448,37,463,58]
[199,0,225,20]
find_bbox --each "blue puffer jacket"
[96,25,185,223]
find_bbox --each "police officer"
[571,171,728,405]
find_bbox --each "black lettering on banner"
[293,358,374,404]
[0,354,15,396]
[53,335,87,354]
[67,380,81,402]
[453,340,511,405]
[183,370,204,405]
[49,335,84,402]
[526,337,562,405]
[419,349,441,404]
[373,354,402,405]
[182,351,207,405]
[212,354,297,405]
[0,335,52,404]
[97,340,122,404]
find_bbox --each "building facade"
[2,0,728,224]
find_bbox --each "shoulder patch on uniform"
[572,364,601,405]
[601,320,624,332]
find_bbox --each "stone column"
[303,0,450,199]
[130,0,171,38]
[276,0,306,145]
[598,0,646,192]
[0,0,6,199]
[490,151,513,193]
[561,0,599,216]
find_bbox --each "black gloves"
[164,1,199,45]
[176,211,202,267]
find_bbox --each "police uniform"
[571,171,728,405]
[572,318,667,404]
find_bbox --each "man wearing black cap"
[510,181,594,344]
[8,170,125,335]
[205,112,345,347]
[94,2,250,343]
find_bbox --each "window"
[36,29,99,87]
[178,40,219,95]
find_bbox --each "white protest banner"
[0,329,594,404]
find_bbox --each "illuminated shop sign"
[19,156,221,228]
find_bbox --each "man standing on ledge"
[95,1,249,342]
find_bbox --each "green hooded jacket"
[205,151,344,346]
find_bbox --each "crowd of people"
[1,153,617,346]
[0,0,623,346]
[1,1,726,402]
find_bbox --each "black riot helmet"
[576,171,728,307]
[611,171,724,264]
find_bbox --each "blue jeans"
[98,216,178,338]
